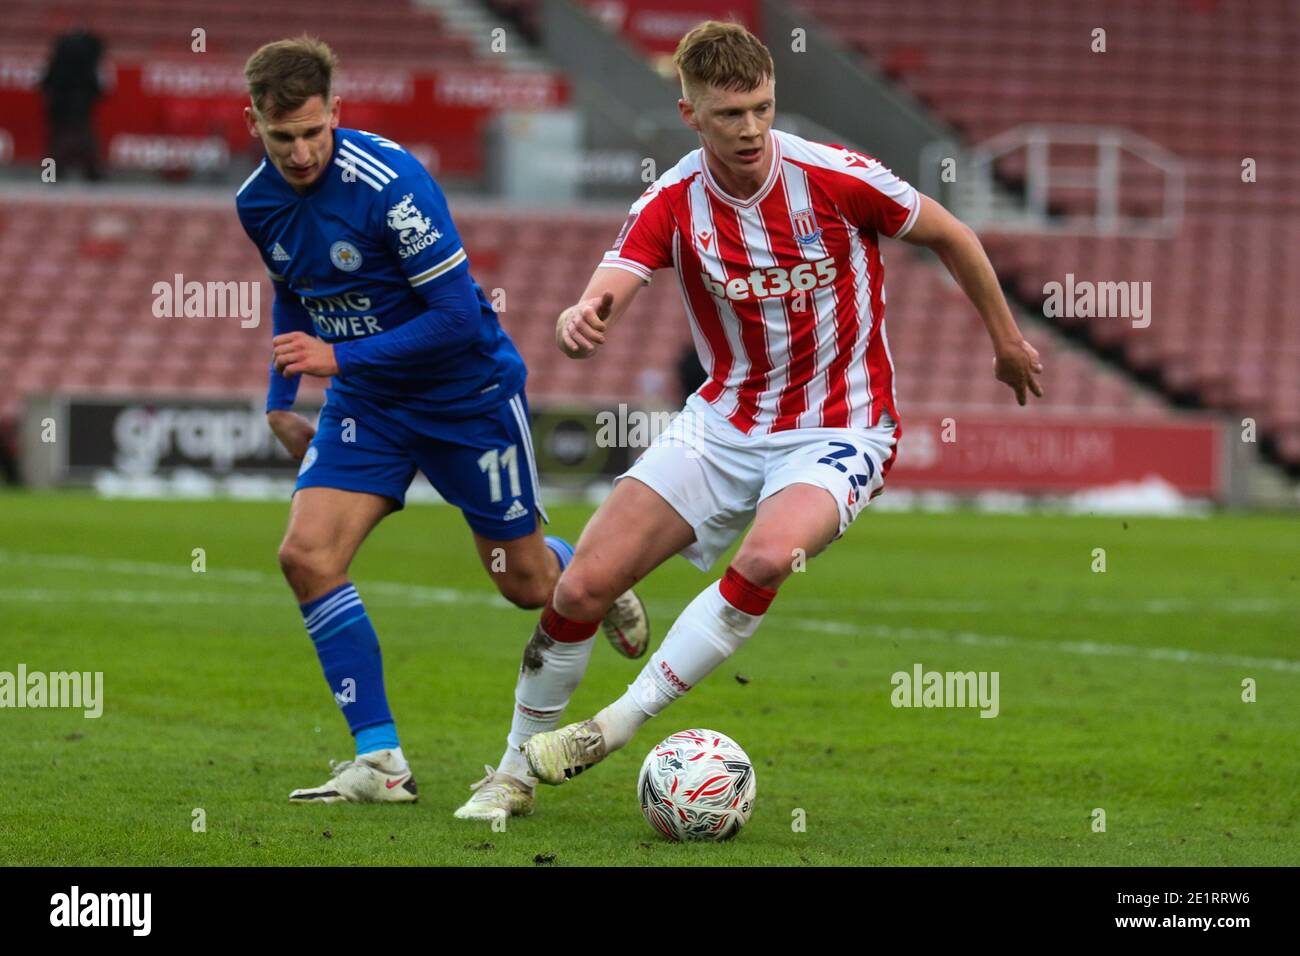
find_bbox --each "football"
[637,729,757,842]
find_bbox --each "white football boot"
[452,765,535,823]
[603,589,650,659]
[288,749,418,804]
[524,719,608,785]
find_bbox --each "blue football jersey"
[236,127,525,417]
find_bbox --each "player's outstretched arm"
[556,266,645,359]
[901,194,1045,406]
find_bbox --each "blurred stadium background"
[1,0,1297,510]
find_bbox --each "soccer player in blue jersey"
[235,37,648,818]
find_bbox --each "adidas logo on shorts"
[502,499,528,521]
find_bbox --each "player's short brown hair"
[244,35,337,118]
[672,20,774,103]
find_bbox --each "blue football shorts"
[294,387,548,541]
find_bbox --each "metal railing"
[921,124,1185,237]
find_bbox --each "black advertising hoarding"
[21,394,310,485]
[20,394,636,490]
[66,396,307,478]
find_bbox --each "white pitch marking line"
[778,596,1294,615]
[2,551,1292,615]
[1,551,1296,674]
[0,550,505,608]
[792,620,1300,675]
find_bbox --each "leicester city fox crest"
[330,240,363,272]
[386,193,442,259]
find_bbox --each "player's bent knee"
[730,547,793,591]
[552,567,616,622]
[278,539,343,600]
[495,572,552,611]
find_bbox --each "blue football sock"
[545,535,575,571]
[299,583,397,751]
[355,722,399,756]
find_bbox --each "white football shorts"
[617,393,900,571]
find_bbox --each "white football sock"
[364,747,406,771]
[594,670,667,753]
[497,746,533,782]
[504,625,596,760]
[595,580,765,752]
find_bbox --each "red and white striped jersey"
[602,128,919,435]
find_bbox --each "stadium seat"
[793,0,1300,466]
[1,190,1177,455]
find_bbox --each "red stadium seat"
[796,0,1298,467]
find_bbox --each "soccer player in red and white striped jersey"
[467,21,1045,808]
[603,122,920,440]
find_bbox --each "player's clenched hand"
[266,410,316,461]
[272,331,338,377]
[556,291,614,359]
[993,338,1045,406]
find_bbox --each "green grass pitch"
[0,491,1296,866]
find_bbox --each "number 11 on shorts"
[478,445,522,503]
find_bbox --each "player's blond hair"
[244,35,337,118]
[673,21,774,104]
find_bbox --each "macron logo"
[270,243,291,262]
[50,886,151,936]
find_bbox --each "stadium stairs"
[793,0,1300,473]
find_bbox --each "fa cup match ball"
[637,729,756,841]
